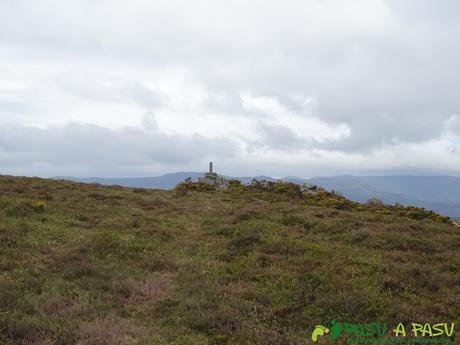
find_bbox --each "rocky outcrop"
[197,163,229,189]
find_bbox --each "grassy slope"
[0,176,459,345]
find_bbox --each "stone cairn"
[198,162,229,189]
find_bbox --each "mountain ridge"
[55,173,460,218]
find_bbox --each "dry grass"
[74,314,150,345]
[111,276,170,305]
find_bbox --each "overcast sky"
[1,0,460,178]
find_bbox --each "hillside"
[308,175,460,219]
[59,174,460,218]
[0,175,459,345]
[55,173,206,190]
[57,174,278,190]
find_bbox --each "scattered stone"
[366,198,384,206]
[331,189,344,197]
[301,182,318,193]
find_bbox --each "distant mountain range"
[55,174,460,219]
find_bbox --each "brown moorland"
[0,176,459,345]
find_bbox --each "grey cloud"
[386,0,460,23]
[445,116,460,136]
[0,101,37,118]
[255,123,312,152]
[53,74,164,110]
[0,123,238,177]
[201,91,246,117]
[318,109,447,152]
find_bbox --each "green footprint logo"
[311,325,329,342]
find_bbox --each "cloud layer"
[1,0,460,177]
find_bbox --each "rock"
[197,163,228,189]
[366,198,384,206]
[331,189,344,197]
[302,182,319,191]
[302,182,316,190]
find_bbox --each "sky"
[1,0,460,178]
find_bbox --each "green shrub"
[174,181,215,193]
[281,214,303,226]
[31,200,46,213]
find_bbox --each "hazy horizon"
[36,171,460,180]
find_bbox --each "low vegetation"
[0,176,458,344]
